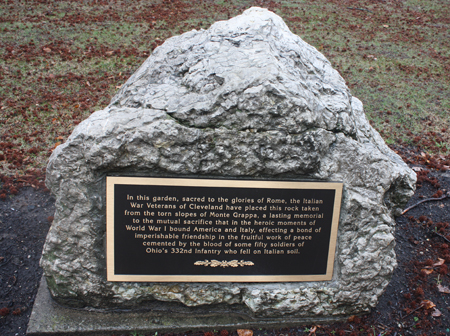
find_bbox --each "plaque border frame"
[106,177,343,282]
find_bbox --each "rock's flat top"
[42,7,416,318]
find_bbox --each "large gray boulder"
[42,7,415,318]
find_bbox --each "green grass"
[0,0,449,178]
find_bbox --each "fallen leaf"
[438,284,450,293]
[55,136,64,140]
[432,308,442,317]
[86,81,91,86]
[421,300,436,309]
[12,308,22,316]
[0,307,10,316]
[43,47,51,53]
[433,258,445,267]
[309,326,317,335]
[106,51,114,55]
[237,330,253,336]
[383,24,389,28]
[421,268,433,275]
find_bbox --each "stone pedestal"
[28,276,347,335]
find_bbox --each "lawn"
[0,0,449,187]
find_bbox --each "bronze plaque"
[106,177,343,282]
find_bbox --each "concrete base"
[27,276,346,335]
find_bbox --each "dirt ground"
[0,187,54,336]
[0,156,450,336]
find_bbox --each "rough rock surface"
[42,7,416,318]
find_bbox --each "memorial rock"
[42,7,416,319]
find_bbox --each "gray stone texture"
[27,276,348,336]
[42,7,416,319]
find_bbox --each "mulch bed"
[1,154,449,335]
